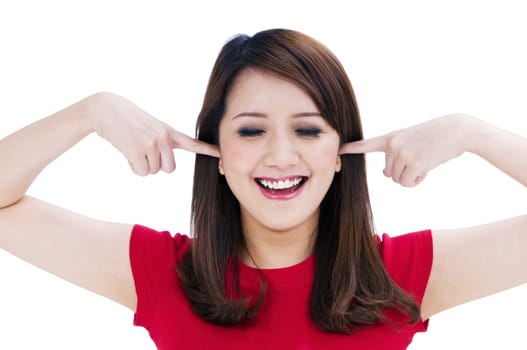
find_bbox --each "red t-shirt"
[130,225,433,349]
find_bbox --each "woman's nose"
[263,132,300,169]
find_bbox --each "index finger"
[339,135,387,155]
[172,130,220,158]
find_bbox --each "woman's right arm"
[0,92,219,311]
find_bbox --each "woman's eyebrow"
[232,112,322,120]
[232,112,266,120]
[292,112,323,118]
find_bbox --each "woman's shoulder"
[378,229,432,262]
[378,229,433,304]
[130,224,191,264]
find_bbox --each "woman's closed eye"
[238,127,265,137]
[237,127,322,138]
[296,127,321,137]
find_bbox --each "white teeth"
[258,177,303,190]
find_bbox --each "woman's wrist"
[456,114,494,156]
[80,92,113,137]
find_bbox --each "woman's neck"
[240,213,318,269]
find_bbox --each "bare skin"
[0,84,526,325]
[340,114,527,319]
[0,92,219,311]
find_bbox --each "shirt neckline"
[237,254,315,286]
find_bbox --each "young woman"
[0,29,526,349]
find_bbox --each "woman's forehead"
[225,69,319,115]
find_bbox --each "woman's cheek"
[312,138,340,163]
[221,142,257,170]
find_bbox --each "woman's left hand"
[339,114,474,187]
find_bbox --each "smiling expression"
[218,69,342,236]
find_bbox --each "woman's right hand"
[90,92,220,176]
[0,92,220,313]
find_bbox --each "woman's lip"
[255,175,307,181]
[256,177,308,201]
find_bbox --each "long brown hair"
[178,28,420,333]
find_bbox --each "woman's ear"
[335,155,342,173]
[218,159,225,175]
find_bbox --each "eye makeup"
[295,127,321,137]
[238,127,265,137]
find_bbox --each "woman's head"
[218,68,341,235]
[195,28,365,234]
[183,29,419,332]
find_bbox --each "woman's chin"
[241,210,319,236]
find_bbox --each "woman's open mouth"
[255,176,308,200]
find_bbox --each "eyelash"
[238,128,264,137]
[237,127,322,138]
[297,127,322,137]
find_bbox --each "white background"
[1,0,526,348]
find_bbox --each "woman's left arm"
[340,114,527,320]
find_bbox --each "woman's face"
[218,69,341,234]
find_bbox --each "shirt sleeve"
[129,224,190,330]
[380,229,433,330]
